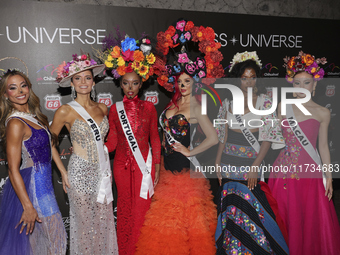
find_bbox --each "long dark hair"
[0,70,58,150]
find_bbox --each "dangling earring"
[253,86,258,94]
[91,86,96,100]
[293,92,297,97]
[71,86,76,99]
[312,89,315,97]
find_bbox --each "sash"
[6,112,52,160]
[68,101,113,204]
[227,100,264,181]
[116,101,153,200]
[286,104,327,189]
[159,109,204,177]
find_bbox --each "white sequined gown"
[67,116,118,254]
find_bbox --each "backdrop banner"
[0,0,339,231]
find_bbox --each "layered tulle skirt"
[135,164,217,255]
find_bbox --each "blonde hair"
[0,70,57,150]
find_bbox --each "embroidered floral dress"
[215,95,289,255]
[106,96,161,255]
[268,119,340,255]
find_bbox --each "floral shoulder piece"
[215,98,229,143]
[258,94,285,149]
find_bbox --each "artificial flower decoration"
[155,19,224,92]
[283,51,327,83]
[229,51,262,72]
[55,53,104,87]
[94,30,156,82]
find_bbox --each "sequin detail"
[68,116,118,254]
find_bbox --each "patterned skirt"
[216,130,289,254]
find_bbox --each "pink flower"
[178,53,189,63]
[81,54,87,60]
[184,31,191,40]
[122,49,134,62]
[56,61,66,77]
[172,34,179,43]
[176,20,186,32]
[244,193,250,200]
[198,70,206,78]
[84,60,91,66]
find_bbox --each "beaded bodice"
[70,116,109,164]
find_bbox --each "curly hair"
[228,59,266,98]
[0,70,58,151]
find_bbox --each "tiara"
[283,51,327,83]
[0,57,29,80]
[229,51,262,72]
[155,19,224,92]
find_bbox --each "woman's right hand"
[16,206,42,235]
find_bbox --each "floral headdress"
[155,19,224,92]
[56,53,105,87]
[229,51,262,72]
[95,29,156,82]
[283,51,327,83]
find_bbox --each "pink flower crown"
[283,51,327,83]
[56,53,104,87]
[155,19,224,92]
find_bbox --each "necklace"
[12,110,37,118]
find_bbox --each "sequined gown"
[135,111,217,255]
[268,119,340,255]
[68,115,118,254]
[106,96,161,255]
[0,117,67,255]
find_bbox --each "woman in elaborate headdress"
[0,67,67,254]
[135,19,223,255]
[98,33,161,255]
[214,51,289,254]
[268,51,340,254]
[51,54,118,254]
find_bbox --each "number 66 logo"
[44,94,62,111]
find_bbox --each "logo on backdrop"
[215,33,303,48]
[144,91,159,105]
[262,63,279,77]
[36,64,57,85]
[1,26,106,45]
[44,94,62,111]
[325,85,335,97]
[97,93,113,107]
[325,63,340,76]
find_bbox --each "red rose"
[185,21,194,31]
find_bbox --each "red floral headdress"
[154,19,224,92]
[283,51,327,83]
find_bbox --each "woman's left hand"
[325,178,333,201]
[247,169,258,190]
[172,142,190,157]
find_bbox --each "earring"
[253,86,258,94]
[71,86,76,99]
[91,86,96,100]
[293,92,297,97]
[312,89,315,97]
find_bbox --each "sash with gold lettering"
[68,101,113,204]
[116,101,153,200]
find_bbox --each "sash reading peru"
[68,101,113,204]
[116,101,154,200]
[286,104,327,189]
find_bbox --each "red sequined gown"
[106,96,161,255]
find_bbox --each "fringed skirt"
[135,161,217,255]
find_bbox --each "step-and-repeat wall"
[1,0,339,230]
